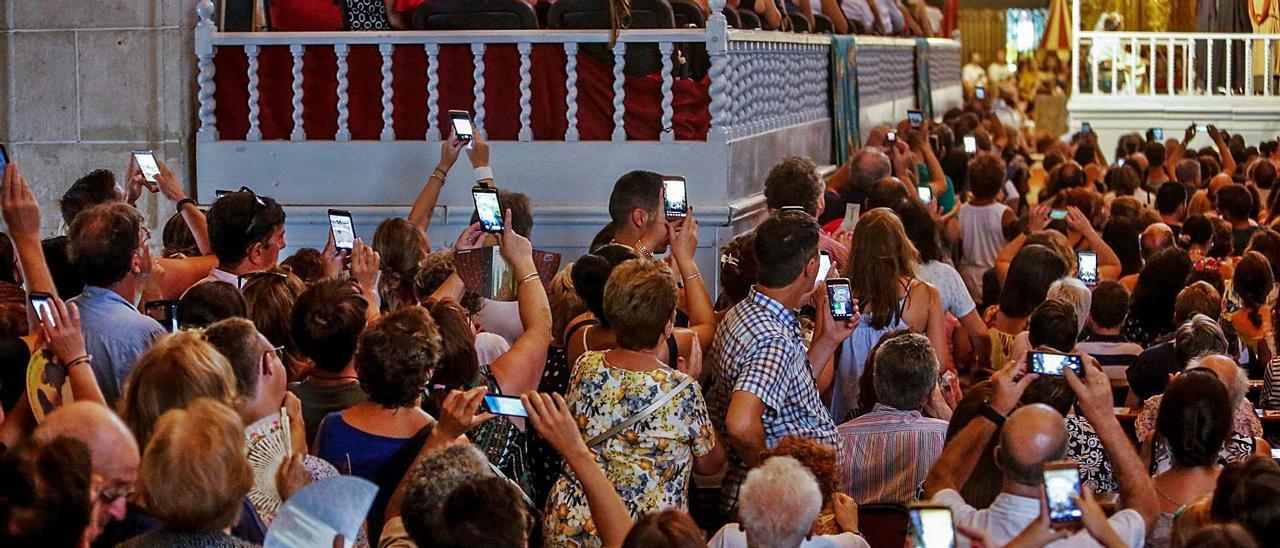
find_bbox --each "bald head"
[35,402,138,470]
[1141,223,1175,258]
[1128,152,1149,172]
[1209,173,1233,194]
[998,404,1069,486]
[849,148,892,194]
[1189,354,1248,410]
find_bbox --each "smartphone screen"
[450,111,474,142]
[975,87,986,100]
[328,209,355,251]
[1049,209,1069,220]
[908,506,955,548]
[929,134,941,154]
[1151,127,1164,140]
[814,252,832,289]
[132,150,161,183]
[826,279,854,320]
[1076,251,1098,285]
[887,130,898,144]
[917,185,933,205]
[963,136,976,154]
[1081,122,1092,134]
[1044,464,1083,523]
[908,110,924,129]
[29,292,54,327]
[840,203,861,233]
[1029,351,1084,376]
[1117,158,1127,167]
[1196,124,1208,134]
[473,188,504,233]
[483,395,528,418]
[215,189,233,199]
[663,176,688,220]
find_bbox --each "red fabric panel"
[269,0,345,31]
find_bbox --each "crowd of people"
[6,82,1280,548]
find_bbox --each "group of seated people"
[7,87,1280,548]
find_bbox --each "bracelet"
[175,198,197,210]
[63,355,92,371]
[683,272,703,282]
[429,172,446,184]
[474,166,494,182]
[433,167,448,178]
[517,272,541,286]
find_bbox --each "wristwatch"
[977,403,1006,426]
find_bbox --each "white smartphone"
[29,292,55,327]
[132,150,161,185]
[483,395,529,417]
[328,209,355,251]
[814,251,832,289]
[840,203,861,233]
[917,185,934,205]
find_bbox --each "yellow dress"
[1251,0,1280,77]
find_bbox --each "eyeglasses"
[98,485,135,504]
[237,186,272,237]
[236,270,288,289]
[261,345,286,370]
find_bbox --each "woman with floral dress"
[543,259,725,546]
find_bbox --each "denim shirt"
[68,286,165,406]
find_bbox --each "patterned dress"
[542,351,715,547]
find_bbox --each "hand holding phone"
[1028,350,1084,377]
[483,394,529,418]
[826,278,854,320]
[1081,122,1093,134]
[662,176,688,220]
[963,136,977,154]
[328,209,355,251]
[1049,209,1069,220]
[1044,461,1084,526]
[917,185,934,205]
[450,110,475,148]
[908,110,924,130]
[30,292,55,327]
[132,150,162,188]
[887,130,898,144]
[975,87,986,100]
[908,503,955,548]
[473,187,504,233]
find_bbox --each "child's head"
[1088,281,1130,331]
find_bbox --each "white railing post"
[472,43,487,138]
[1167,38,1174,95]
[246,44,261,140]
[1267,39,1274,96]
[659,41,674,142]
[1246,37,1254,96]
[1070,0,1080,94]
[1207,39,1214,94]
[426,43,440,140]
[336,44,351,141]
[1187,41,1194,94]
[518,42,533,142]
[611,42,626,142]
[195,0,218,142]
[1225,38,1233,95]
[1147,37,1155,95]
[289,44,306,141]
[707,0,730,143]
[380,43,395,141]
[565,42,580,141]
[1129,36,1137,94]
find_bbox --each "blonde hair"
[548,263,587,345]
[845,208,918,329]
[139,398,251,533]
[603,259,676,351]
[119,331,238,448]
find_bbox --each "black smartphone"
[908,109,924,129]
[1044,461,1083,525]
[0,144,8,166]
[215,189,234,199]
[450,110,474,144]
[132,150,161,186]
[1028,350,1084,377]
[908,503,956,548]
[962,135,976,154]
[1150,127,1163,141]
[929,134,941,154]
[144,300,180,333]
[1049,208,1069,220]
[29,292,55,327]
[483,394,528,418]
[826,278,854,320]
[1081,122,1092,134]
[886,130,898,144]
[975,86,986,100]
[662,176,688,220]
[917,185,934,205]
[1076,251,1098,286]
[327,209,355,251]
[473,186,504,233]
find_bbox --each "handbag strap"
[587,375,696,449]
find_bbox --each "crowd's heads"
[603,260,677,351]
[968,154,1006,201]
[849,148,892,194]
[894,199,945,264]
[355,307,443,409]
[0,436,95,547]
[1156,182,1189,219]
[279,248,326,284]
[207,188,287,269]
[1104,164,1141,196]
[1158,368,1231,468]
[608,170,664,239]
[718,232,759,308]
[997,404,1069,487]
[373,218,430,311]
[570,243,639,329]
[412,250,483,316]
[1217,184,1253,223]
[401,444,494,544]
[33,401,140,530]
[469,190,533,239]
[1176,158,1203,188]
[865,177,910,210]
[204,317,285,413]
[137,398,250,534]
[60,169,122,226]
[547,265,587,344]
[999,244,1069,318]
[68,203,148,289]
[1188,354,1248,413]
[1088,281,1130,331]
[1140,223,1175,259]
[754,210,819,290]
[737,456,824,548]
[424,301,481,398]
[764,156,824,217]
[1175,280,1222,323]
[1028,298,1081,352]
[621,510,705,548]
[120,331,237,448]
[872,333,939,411]
[1045,278,1091,335]
[434,477,528,548]
[292,278,368,373]
[1130,247,1193,332]
[1173,315,1229,366]
[177,280,247,329]
[1144,140,1167,168]
[162,210,201,259]
[1211,456,1280,542]
[846,208,918,329]
[241,268,307,378]
[42,236,84,299]
[1233,251,1274,312]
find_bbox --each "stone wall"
[0,1,197,236]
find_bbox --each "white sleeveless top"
[957,202,1011,269]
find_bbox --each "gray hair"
[1047,278,1092,335]
[1175,158,1202,187]
[401,443,495,544]
[738,456,822,548]
[872,333,939,410]
[850,148,892,194]
[1174,314,1229,366]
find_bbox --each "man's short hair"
[872,334,939,411]
[401,444,494,544]
[603,260,677,351]
[1089,281,1129,329]
[1144,141,1167,167]
[0,436,93,547]
[207,189,286,266]
[764,156,823,216]
[435,478,528,548]
[753,211,818,289]
[1156,182,1189,216]
[469,190,533,238]
[1252,159,1278,189]
[1174,314,1229,365]
[1176,159,1202,187]
[607,170,663,225]
[292,278,368,372]
[1028,298,1079,352]
[60,169,118,225]
[866,178,909,210]
[67,203,144,287]
[968,154,1006,200]
[203,317,264,400]
[738,457,823,548]
[849,148,892,194]
[1217,184,1253,222]
[177,281,247,329]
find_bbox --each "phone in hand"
[1195,123,1209,134]
[1076,251,1098,285]
[0,144,8,166]
[815,252,832,289]
[662,176,688,220]
[450,110,475,147]
[840,203,861,233]
[962,135,977,154]
[132,150,161,187]
[826,278,854,320]
[1150,127,1163,141]
[1049,208,1069,220]
[886,130,898,144]
[29,292,55,327]
[1044,460,1084,525]
[144,300,180,333]
[908,110,924,129]
[907,503,956,548]
[975,86,986,100]
[917,185,934,205]
[1028,350,1084,376]
[483,394,529,418]
[473,186,504,233]
[1081,122,1092,134]
[328,209,355,251]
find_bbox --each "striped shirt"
[1075,332,1143,380]
[706,288,837,516]
[835,403,947,504]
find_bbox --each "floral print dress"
[543,351,715,547]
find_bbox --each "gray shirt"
[69,286,165,405]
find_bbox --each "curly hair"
[758,436,841,508]
[355,307,443,408]
[412,250,484,315]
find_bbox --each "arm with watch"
[139,158,212,257]
[922,357,1038,498]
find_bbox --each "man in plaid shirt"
[705,211,857,518]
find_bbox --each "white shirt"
[476,298,524,345]
[963,63,990,89]
[475,331,512,366]
[917,260,977,319]
[931,489,1147,547]
[709,524,870,548]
